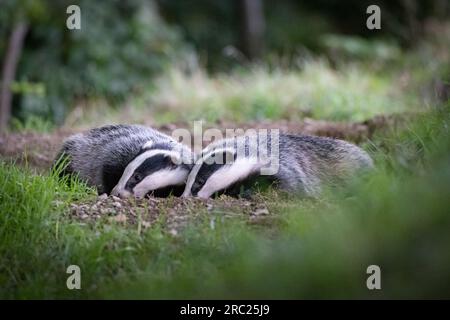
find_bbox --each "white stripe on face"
[111,149,182,196]
[132,167,188,198]
[142,140,154,149]
[182,158,205,197]
[197,157,261,199]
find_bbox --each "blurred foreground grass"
[1,105,449,299]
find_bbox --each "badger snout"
[181,189,191,198]
[110,187,132,199]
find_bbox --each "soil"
[69,193,274,234]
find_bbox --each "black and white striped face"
[111,148,190,198]
[183,149,261,199]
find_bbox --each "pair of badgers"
[55,124,373,199]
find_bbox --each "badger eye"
[133,173,143,182]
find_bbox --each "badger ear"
[142,140,153,150]
[166,153,182,165]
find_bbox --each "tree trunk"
[0,22,28,132]
[401,0,421,44]
[239,0,265,61]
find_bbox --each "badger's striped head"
[111,141,191,198]
[182,148,263,199]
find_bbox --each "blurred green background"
[1,0,449,128]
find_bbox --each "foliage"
[0,0,184,124]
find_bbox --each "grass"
[1,106,449,299]
[61,55,429,129]
[147,59,420,123]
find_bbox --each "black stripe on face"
[191,162,226,197]
[190,150,237,196]
[125,154,178,191]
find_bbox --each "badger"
[54,124,194,197]
[183,132,373,199]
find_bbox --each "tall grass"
[147,60,419,123]
[62,57,426,128]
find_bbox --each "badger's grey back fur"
[274,134,373,196]
[184,133,373,198]
[55,124,193,195]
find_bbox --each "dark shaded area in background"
[157,0,449,67]
[0,0,449,127]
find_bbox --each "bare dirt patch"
[69,193,273,234]
[0,129,75,170]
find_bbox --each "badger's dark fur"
[55,124,193,196]
[183,133,373,198]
